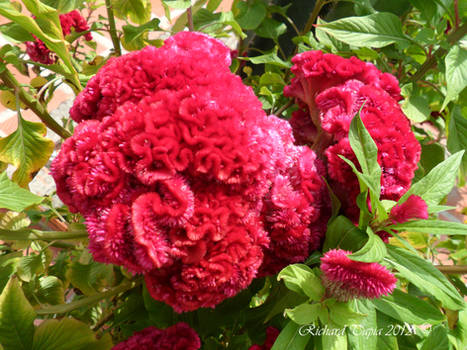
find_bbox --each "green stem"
[302,0,328,35]
[36,279,141,315]
[105,0,121,56]
[0,228,88,241]
[410,22,467,83]
[0,68,71,139]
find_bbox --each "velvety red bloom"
[26,10,92,64]
[284,51,420,219]
[111,323,200,350]
[69,32,232,123]
[249,327,280,350]
[52,32,329,311]
[321,249,397,301]
[390,195,428,224]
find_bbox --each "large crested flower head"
[26,10,92,64]
[52,32,329,311]
[284,51,420,220]
[111,323,201,350]
[321,249,397,301]
[69,31,232,123]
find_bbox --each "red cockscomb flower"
[284,51,420,220]
[390,195,428,224]
[249,327,280,350]
[111,323,201,350]
[52,32,329,312]
[26,10,92,64]
[321,249,397,301]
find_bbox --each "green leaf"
[32,318,112,350]
[447,106,467,175]
[329,301,366,327]
[316,13,410,48]
[316,17,350,52]
[0,0,79,81]
[399,151,464,206]
[0,172,43,211]
[408,0,437,23]
[270,321,311,350]
[321,322,348,350]
[207,0,222,11]
[375,312,399,350]
[347,300,377,350]
[162,0,191,9]
[246,51,291,68]
[122,18,161,51]
[41,0,80,12]
[0,22,33,42]
[449,307,467,350]
[37,276,64,305]
[442,45,467,110]
[0,253,21,294]
[259,72,285,86]
[323,215,367,252]
[277,264,324,301]
[400,88,431,123]
[386,245,465,310]
[16,254,44,282]
[348,229,387,263]
[112,0,151,24]
[285,303,320,325]
[256,18,287,40]
[348,111,384,217]
[235,1,266,30]
[420,142,445,175]
[0,116,54,188]
[69,261,114,296]
[420,325,449,350]
[0,277,35,350]
[372,289,445,325]
[388,219,467,235]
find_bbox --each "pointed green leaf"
[321,322,348,350]
[447,107,467,174]
[329,301,366,327]
[112,0,151,24]
[37,276,64,305]
[0,116,54,188]
[285,303,320,325]
[420,325,449,350]
[0,172,43,211]
[442,45,467,110]
[32,318,112,350]
[386,246,465,310]
[278,264,324,301]
[0,0,78,79]
[0,277,35,350]
[317,13,410,48]
[256,18,287,40]
[388,219,467,235]
[235,1,267,30]
[372,289,445,325]
[323,215,367,252]
[270,321,311,350]
[122,18,161,51]
[347,300,377,350]
[399,151,464,206]
[348,229,387,263]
